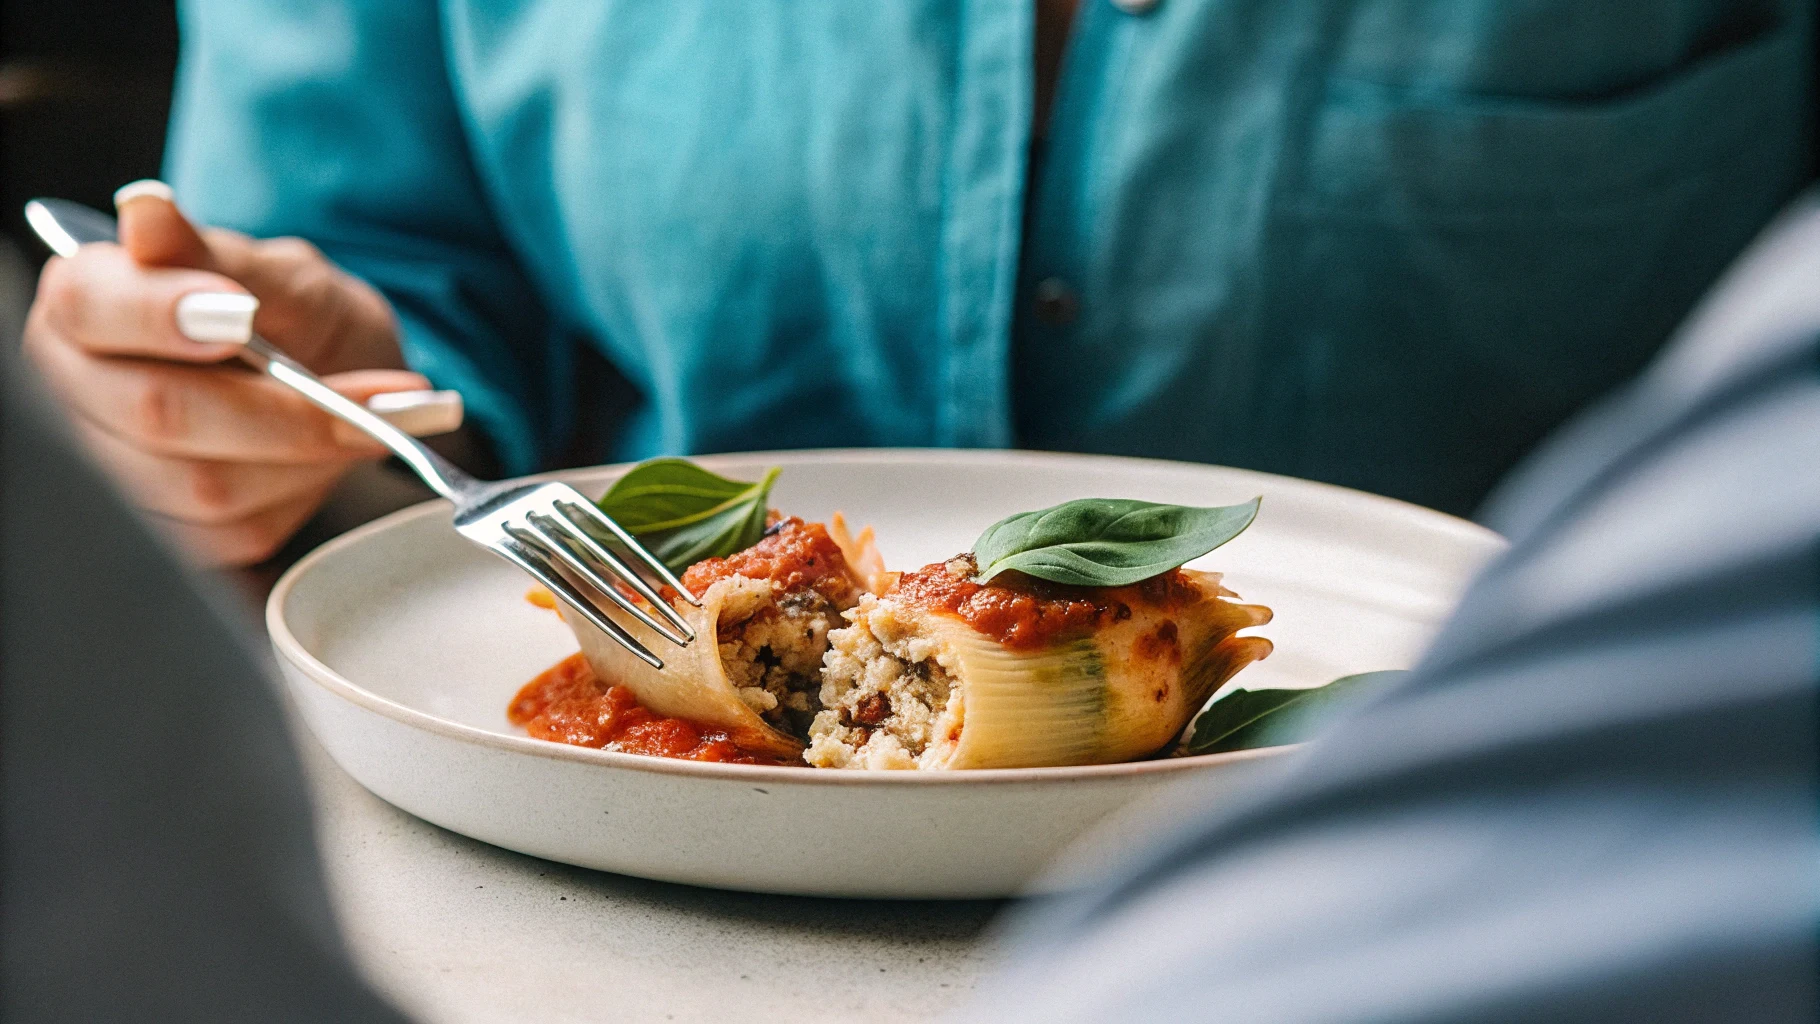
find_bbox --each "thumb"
[115,180,214,269]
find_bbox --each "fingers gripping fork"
[24,197,703,671]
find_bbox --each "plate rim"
[268,448,1502,786]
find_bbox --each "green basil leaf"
[595,460,781,573]
[971,497,1261,587]
[1186,670,1410,755]
[596,458,764,533]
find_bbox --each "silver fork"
[25,198,697,668]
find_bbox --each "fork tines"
[503,490,699,670]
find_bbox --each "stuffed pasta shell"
[560,516,869,759]
[522,459,1274,772]
[806,554,1273,770]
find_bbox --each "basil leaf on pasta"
[596,459,781,573]
[971,497,1260,587]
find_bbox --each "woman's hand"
[22,181,447,566]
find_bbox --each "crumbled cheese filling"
[710,575,843,738]
[808,595,961,769]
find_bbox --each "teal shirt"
[165,1,1814,514]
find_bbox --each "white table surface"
[297,732,1009,1024]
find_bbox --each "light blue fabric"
[952,195,1820,1022]
[166,1,1813,513]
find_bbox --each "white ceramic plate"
[269,450,1503,899]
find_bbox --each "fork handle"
[236,336,476,502]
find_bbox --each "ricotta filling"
[710,575,842,740]
[808,595,962,770]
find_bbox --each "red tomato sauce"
[893,555,1202,649]
[679,516,856,604]
[508,654,792,765]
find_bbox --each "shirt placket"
[935,0,1034,449]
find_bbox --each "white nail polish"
[175,292,259,345]
[366,390,465,437]
[114,179,176,208]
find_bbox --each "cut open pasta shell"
[808,569,1273,770]
[559,578,808,760]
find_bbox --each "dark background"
[1,0,178,258]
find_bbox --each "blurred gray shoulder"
[1,340,412,1022]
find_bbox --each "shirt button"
[1110,0,1160,13]
[1033,277,1080,327]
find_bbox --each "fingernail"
[176,292,258,345]
[114,179,176,209]
[365,390,465,437]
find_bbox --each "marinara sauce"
[893,554,1201,649]
[678,516,857,603]
[508,654,792,766]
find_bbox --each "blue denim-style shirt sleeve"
[163,0,554,475]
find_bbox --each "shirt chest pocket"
[1287,15,1806,219]
[1250,16,1810,511]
